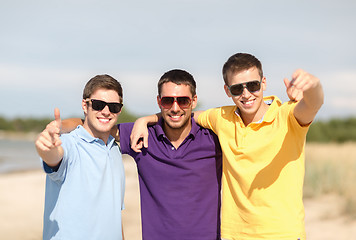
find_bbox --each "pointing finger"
[283,78,291,88]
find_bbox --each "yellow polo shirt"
[198,96,309,240]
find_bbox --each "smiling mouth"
[241,99,255,107]
[169,114,184,121]
[98,117,111,123]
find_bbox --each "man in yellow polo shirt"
[195,53,324,240]
[130,53,324,240]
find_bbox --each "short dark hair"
[158,69,196,96]
[222,53,263,85]
[83,74,123,103]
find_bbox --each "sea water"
[0,139,41,173]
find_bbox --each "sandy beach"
[1,155,356,240]
[0,156,142,240]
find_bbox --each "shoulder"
[59,130,78,147]
[118,122,134,131]
[193,121,219,141]
[200,106,237,119]
[274,98,307,129]
[118,122,134,139]
[279,100,299,120]
[264,96,295,117]
[207,106,236,113]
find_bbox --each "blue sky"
[1,0,355,120]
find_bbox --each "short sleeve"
[283,101,310,140]
[197,108,220,132]
[118,122,134,154]
[42,133,72,184]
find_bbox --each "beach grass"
[304,142,356,218]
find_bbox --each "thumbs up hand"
[35,108,65,166]
[35,108,62,151]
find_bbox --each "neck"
[83,121,110,145]
[240,101,269,126]
[163,121,192,149]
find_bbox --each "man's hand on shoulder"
[130,117,150,152]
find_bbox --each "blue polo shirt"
[119,117,222,240]
[42,125,125,240]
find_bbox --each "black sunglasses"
[159,96,192,109]
[227,79,262,96]
[86,99,123,113]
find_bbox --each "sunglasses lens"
[160,97,174,108]
[246,81,261,92]
[176,97,191,108]
[90,100,122,113]
[108,103,123,113]
[160,96,192,109]
[229,84,244,96]
[91,100,106,111]
[229,80,261,96]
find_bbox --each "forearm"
[122,224,125,240]
[302,80,324,112]
[137,113,161,125]
[61,118,83,133]
[130,113,161,152]
[293,73,324,125]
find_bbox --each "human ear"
[82,99,88,115]
[191,95,198,109]
[224,84,232,97]
[262,77,267,91]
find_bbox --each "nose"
[170,100,180,111]
[101,105,111,115]
[241,86,251,98]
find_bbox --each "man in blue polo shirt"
[35,75,126,240]
[62,69,222,239]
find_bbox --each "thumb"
[143,133,148,148]
[54,108,62,129]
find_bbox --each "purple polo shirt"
[119,117,222,240]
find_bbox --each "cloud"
[0,63,88,88]
[1,0,355,120]
[331,97,356,109]
[324,70,356,112]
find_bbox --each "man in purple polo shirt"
[119,69,222,240]
[61,69,222,239]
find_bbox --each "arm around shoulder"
[61,118,83,133]
[130,113,161,152]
